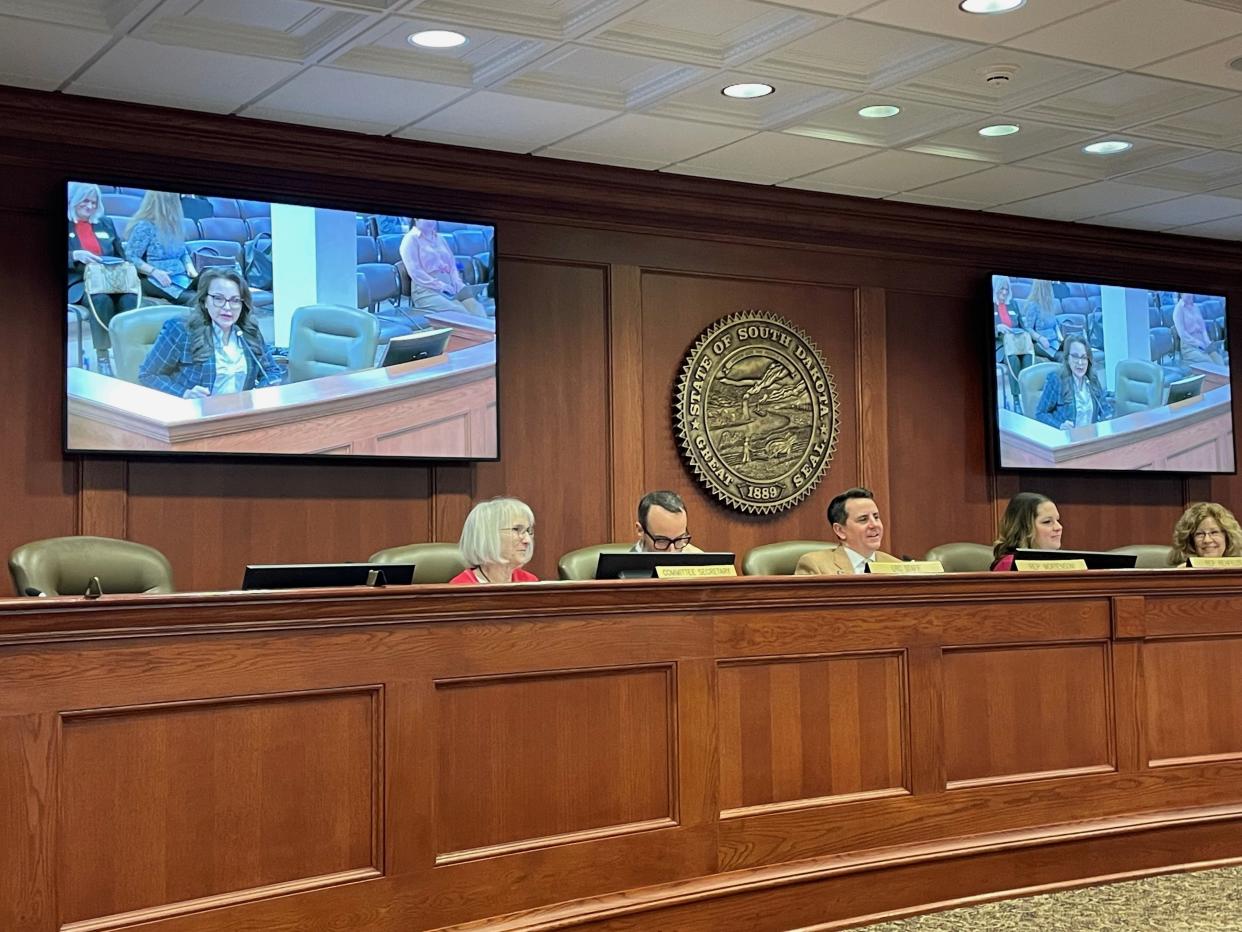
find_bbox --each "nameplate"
[1188,556,1242,569]
[1014,559,1088,572]
[868,560,944,575]
[655,564,737,579]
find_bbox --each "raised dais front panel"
[58,688,380,928]
[717,652,907,815]
[434,665,674,860]
[943,644,1113,787]
[1144,637,1242,767]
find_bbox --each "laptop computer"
[381,328,452,367]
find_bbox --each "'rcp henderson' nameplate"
[1189,556,1242,568]
[1014,559,1088,572]
[655,564,737,579]
[868,560,944,575]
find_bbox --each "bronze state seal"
[675,311,839,514]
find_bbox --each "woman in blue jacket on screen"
[138,268,285,399]
[1033,335,1112,430]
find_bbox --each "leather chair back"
[558,543,634,581]
[1111,544,1173,569]
[109,305,188,383]
[1113,359,1164,416]
[287,304,379,383]
[742,540,837,576]
[369,542,467,584]
[1018,362,1059,420]
[10,536,174,596]
[924,542,994,573]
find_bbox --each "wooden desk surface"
[5,572,1242,931]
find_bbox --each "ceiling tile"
[908,116,1094,164]
[748,19,980,91]
[989,181,1185,221]
[667,131,875,183]
[538,112,753,169]
[754,0,873,13]
[1006,0,1242,70]
[242,66,470,134]
[0,16,111,91]
[67,36,302,112]
[398,91,616,152]
[1166,215,1242,239]
[495,44,707,109]
[783,149,988,197]
[1119,150,1242,192]
[647,73,850,130]
[904,165,1085,208]
[1139,33,1242,91]
[1131,95,1242,150]
[856,0,1114,44]
[1092,193,1242,229]
[785,97,981,148]
[406,0,649,41]
[889,47,1115,112]
[1014,73,1232,131]
[1017,136,1209,180]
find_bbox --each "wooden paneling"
[1143,637,1242,767]
[434,665,674,859]
[942,643,1114,787]
[717,653,906,814]
[58,689,379,927]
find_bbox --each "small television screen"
[1012,549,1138,570]
[594,551,737,580]
[242,562,416,590]
[991,275,1234,473]
[65,181,497,460]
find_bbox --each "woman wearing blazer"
[68,181,138,374]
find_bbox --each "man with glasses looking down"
[633,490,702,554]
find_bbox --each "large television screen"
[65,181,497,460]
[991,275,1234,473]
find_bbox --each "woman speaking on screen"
[1034,335,1112,430]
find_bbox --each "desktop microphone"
[242,337,273,385]
[23,587,46,597]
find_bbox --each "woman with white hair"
[67,181,138,374]
[450,497,538,584]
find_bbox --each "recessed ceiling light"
[722,83,774,99]
[858,105,901,119]
[408,30,467,48]
[1083,140,1132,155]
[959,0,1026,12]
[979,123,1020,137]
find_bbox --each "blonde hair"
[458,497,535,567]
[67,182,104,223]
[1169,502,1242,565]
[126,190,185,246]
[993,275,1012,304]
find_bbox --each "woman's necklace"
[475,567,490,584]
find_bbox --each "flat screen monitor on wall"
[64,181,498,461]
[991,274,1234,474]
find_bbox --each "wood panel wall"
[1,85,1240,590]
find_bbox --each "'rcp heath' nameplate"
[655,564,737,579]
[1188,556,1242,568]
[1014,559,1088,572]
[868,560,944,575]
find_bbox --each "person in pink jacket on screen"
[399,218,487,318]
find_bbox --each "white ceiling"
[6,0,1242,239]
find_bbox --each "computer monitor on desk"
[595,552,736,580]
[381,328,452,367]
[242,563,416,590]
[1012,549,1138,570]
[1167,374,1205,405]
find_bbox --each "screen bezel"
[594,551,738,580]
[986,271,1237,477]
[61,174,501,465]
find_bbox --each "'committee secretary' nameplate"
[676,311,839,515]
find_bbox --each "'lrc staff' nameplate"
[655,564,737,579]
[868,560,944,575]
[1189,556,1242,568]
[1015,559,1088,572]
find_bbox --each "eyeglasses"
[207,293,244,310]
[1193,529,1224,540]
[1068,353,1089,362]
[502,525,534,537]
[642,525,692,551]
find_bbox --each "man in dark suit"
[796,487,897,575]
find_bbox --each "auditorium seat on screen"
[181,217,200,241]
[436,220,467,233]
[110,305,187,383]
[245,216,271,238]
[357,235,380,264]
[558,544,634,581]
[356,215,376,237]
[9,536,174,597]
[377,233,410,298]
[1150,327,1175,364]
[286,304,379,383]
[205,196,241,218]
[102,193,142,216]
[742,541,836,576]
[369,543,466,584]
[238,199,270,219]
[924,542,993,573]
[356,272,370,310]
[358,263,401,312]
[1110,544,1171,569]
[197,217,249,244]
[1009,279,1032,301]
[452,229,489,259]
[1113,360,1164,416]
[117,187,147,197]
[1018,362,1059,418]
